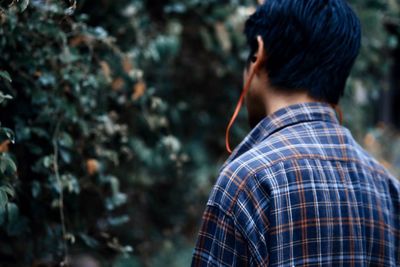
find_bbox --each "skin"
[244,36,319,128]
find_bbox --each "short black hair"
[244,0,361,104]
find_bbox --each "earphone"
[225,56,260,154]
[225,58,343,154]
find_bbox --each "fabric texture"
[192,102,400,267]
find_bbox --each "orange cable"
[225,69,257,154]
[226,85,343,153]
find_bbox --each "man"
[192,0,400,266]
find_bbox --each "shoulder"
[208,147,278,214]
[350,136,399,179]
[207,151,276,254]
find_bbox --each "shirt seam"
[258,118,340,145]
[205,202,260,265]
[226,154,390,214]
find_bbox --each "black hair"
[244,0,361,104]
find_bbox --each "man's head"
[242,0,361,126]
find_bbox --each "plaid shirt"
[192,102,400,267]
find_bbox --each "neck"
[263,88,320,116]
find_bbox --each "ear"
[250,36,266,74]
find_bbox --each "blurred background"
[0,0,399,266]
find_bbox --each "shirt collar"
[222,102,339,169]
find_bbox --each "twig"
[53,120,69,266]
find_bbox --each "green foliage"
[0,69,18,238]
[0,0,399,266]
[0,0,181,265]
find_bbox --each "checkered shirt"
[192,102,400,267]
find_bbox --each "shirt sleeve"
[191,204,251,267]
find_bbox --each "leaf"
[0,205,5,226]
[61,174,80,194]
[107,215,130,226]
[63,232,76,244]
[0,140,10,153]
[59,148,72,164]
[1,185,15,198]
[0,71,12,83]
[106,193,127,210]
[0,127,15,144]
[6,202,18,225]
[0,92,13,104]
[64,0,76,15]
[42,155,54,168]
[79,233,100,248]
[5,202,26,236]
[93,26,108,38]
[122,57,133,74]
[38,73,56,86]
[19,0,30,12]
[0,189,8,209]
[31,181,41,198]
[100,61,112,81]
[0,154,17,175]
[3,128,15,144]
[58,132,73,148]
[215,22,231,52]
[86,159,100,175]
[132,81,146,101]
[112,77,125,91]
